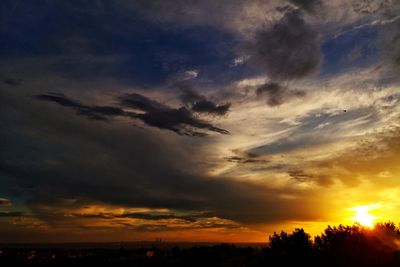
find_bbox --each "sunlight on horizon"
[351,204,379,227]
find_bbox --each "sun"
[351,205,377,227]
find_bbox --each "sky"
[1,0,400,243]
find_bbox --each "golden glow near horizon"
[351,204,379,227]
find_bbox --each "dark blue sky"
[0,0,245,86]
[0,0,383,88]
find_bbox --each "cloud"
[72,211,216,223]
[168,69,199,84]
[247,9,321,80]
[129,0,279,36]
[256,82,305,106]
[1,78,22,86]
[0,212,25,217]
[379,17,400,69]
[0,198,11,206]
[3,0,400,242]
[0,88,324,228]
[37,92,229,136]
[191,100,231,115]
[225,150,267,164]
[119,93,229,135]
[312,125,400,186]
[288,169,332,186]
[36,93,125,121]
[179,87,231,115]
[117,212,197,222]
[121,216,241,232]
[352,0,397,16]
[289,0,322,13]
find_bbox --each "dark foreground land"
[2,223,400,266]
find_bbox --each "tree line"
[1,222,400,266]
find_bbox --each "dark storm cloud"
[248,9,321,80]
[289,0,322,13]
[1,78,22,86]
[256,82,285,106]
[0,89,320,226]
[192,100,230,115]
[179,87,231,115]
[119,93,229,136]
[37,93,125,121]
[37,92,229,136]
[256,82,305,106]
[2,153,316,226]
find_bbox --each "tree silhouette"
[313,222,400,266]
[2,222,400,266]
[267,228,313,266]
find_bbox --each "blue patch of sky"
[320,26,379,76]
[248,107,379,155]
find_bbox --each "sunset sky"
[1,0,400,243]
